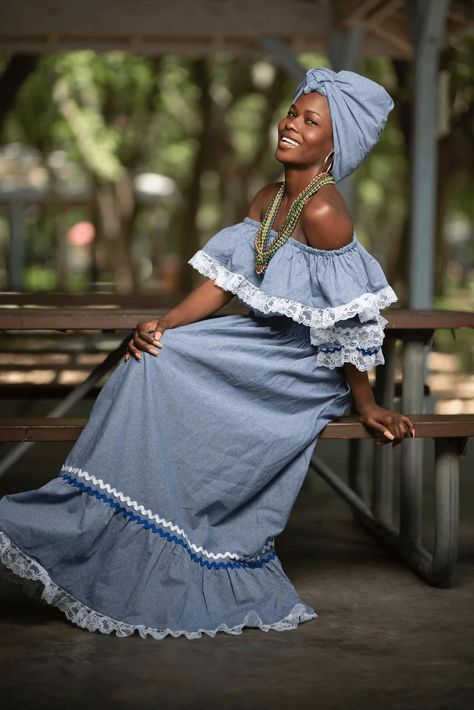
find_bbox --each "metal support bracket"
[0,332,131,478]
[310,434,468,587]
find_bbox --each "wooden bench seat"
[0,414,472,442]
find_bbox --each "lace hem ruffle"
[0,531,316,640]
[188,250,397,331]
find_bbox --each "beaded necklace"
[254,171,335,275]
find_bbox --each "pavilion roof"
[0,0,471,59]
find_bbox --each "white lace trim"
[310,315,388,348]
[311,314,387,370]
[188,250,397,330]
[61,465,274,563]
[0,531,316,640]
[316,346,385,372]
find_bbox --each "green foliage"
[228,94,267,164]
[0,43,472,308]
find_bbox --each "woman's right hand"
[124,318,170,362]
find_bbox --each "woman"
[0,68,414,639]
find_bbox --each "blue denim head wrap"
[292,68,394,182]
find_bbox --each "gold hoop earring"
[322,150,334,174]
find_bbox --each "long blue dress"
[0,216,397,639]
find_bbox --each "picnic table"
[0,300,473,587]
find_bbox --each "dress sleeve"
[187,218,397,372]
[305,241,396,372]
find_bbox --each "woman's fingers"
[129,338,145,360]
[124,321,168,362]
[402,414,416,438]
[363,417,395,442]
[134,335,158,356]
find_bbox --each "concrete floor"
[0,432,473,710]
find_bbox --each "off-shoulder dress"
[0,216,397,639]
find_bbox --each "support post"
[328,25,364,214]
[404,0,450,308]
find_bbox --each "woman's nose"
[284,116,299,132]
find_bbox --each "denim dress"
[0,217,397,639]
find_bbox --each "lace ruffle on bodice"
[188,217,397,371]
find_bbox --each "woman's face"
[275,91,333,169]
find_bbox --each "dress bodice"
[188,217,397,371]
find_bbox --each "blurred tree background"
[0,41,472,312]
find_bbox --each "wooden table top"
[0,307,472,332]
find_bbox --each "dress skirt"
[0,310,352,639]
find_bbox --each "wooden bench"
[0,413,472,590]
[1,305,473,588]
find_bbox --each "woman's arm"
[126,278,234,360]
[127,183,276,362]
[342,363,415,446]
[160,278,235,329]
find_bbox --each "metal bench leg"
[420,437,465,586]
[372,338,396,527]
[400,339,426,544]
[312,434,467,587]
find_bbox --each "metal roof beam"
[259,35,306,81]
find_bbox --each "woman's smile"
[278,135,301,148]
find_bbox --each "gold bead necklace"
[254,171,335,276]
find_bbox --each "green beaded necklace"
[254,170,335,275]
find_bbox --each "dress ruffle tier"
[189,217,397,371]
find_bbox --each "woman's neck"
[282,165,326,203]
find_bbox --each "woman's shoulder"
[246,181,283,221]
[301,186,354,250]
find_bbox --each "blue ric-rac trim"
[59,474,275,571]
[318,344,381,356]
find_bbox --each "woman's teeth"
[280,136,300,147]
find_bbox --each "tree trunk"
[179,57,213,294]
[94,180,136,293]
[0,54,40,136]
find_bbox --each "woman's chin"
[274,150,298,166]
[275,146,292,160]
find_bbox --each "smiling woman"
[0,67,414,640]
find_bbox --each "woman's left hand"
[357,403,416,447]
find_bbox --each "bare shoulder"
[246,181,283,221]
[301,186,353,250]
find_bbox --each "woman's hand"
[124,319,170,362]
[357,403,416,448]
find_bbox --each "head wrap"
[291,68,394,182]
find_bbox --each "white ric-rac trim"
[188,250,397,331]
[60,465,274,563]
